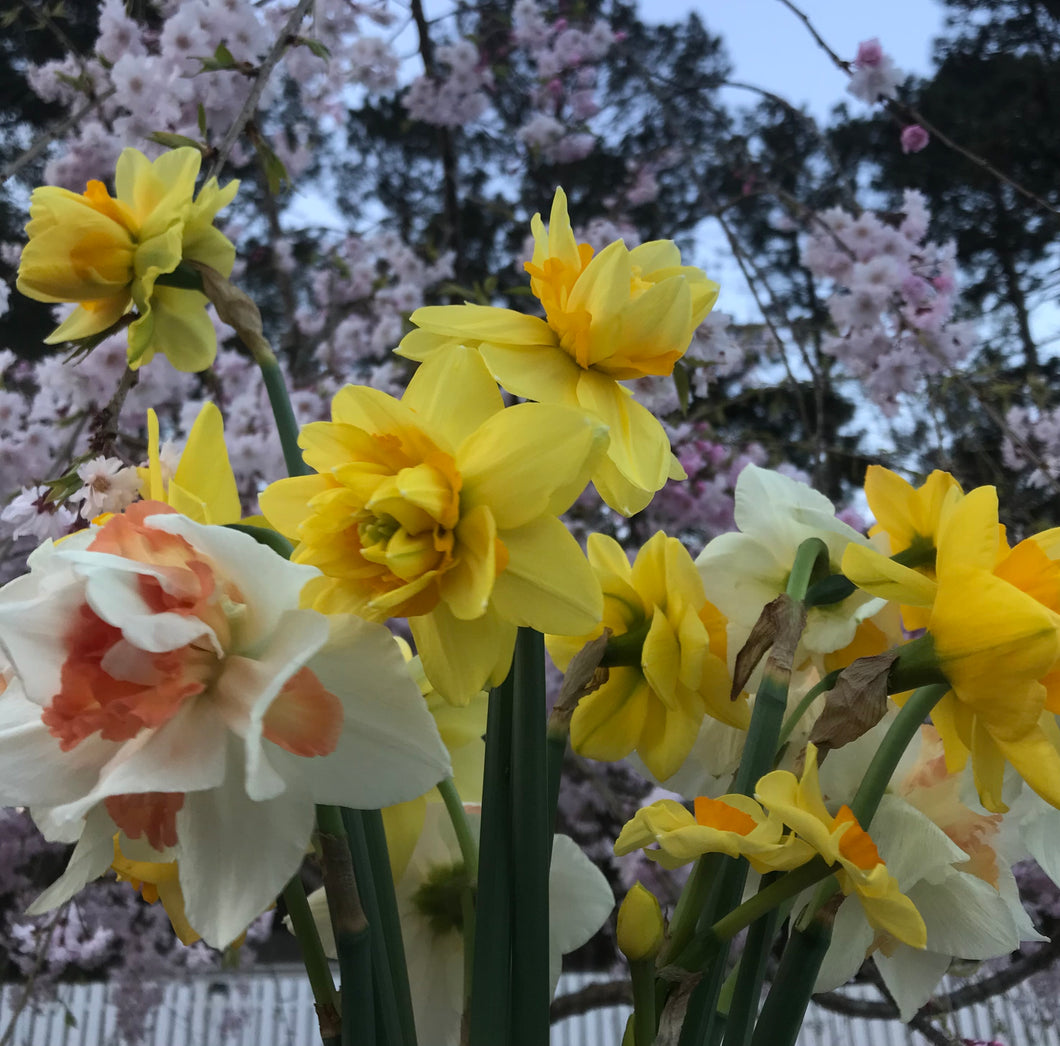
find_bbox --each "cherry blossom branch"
[774,0,1060,221]
[204,0,315,182]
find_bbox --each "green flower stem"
[438,777,479,877]
[342,809,412,1046]
[509,628,551,1046]
[438,776,479,1014]
[316,805,374,1046]
[629,957,658,1046]
[360,809,418,1046]
[747,915,833,1046]
[282,875,341,1046]
[260,354,311,477]
[776,670,840,750]
[601,620,652,667]
[673,539,827,1046]
[741,683,950,1046]
[467,670,515,1046]
[850,682,951,826]
[545,728,567,842]
[803,540,935,608]
[720,876,782,1046]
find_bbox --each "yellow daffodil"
[17,147,238,372]
[616,746,926,949]
[111,837,201,945]
[864,466,975,628]
[614,794,812,872]
[259,346,606,705]
[546,531,747,781]
[843,486,1060,812]
[138,403,242,525]
[397,188,719,515]
[755,747,927,948]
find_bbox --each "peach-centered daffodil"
[17,147,237,372]
[259,346,606,705]
[139,403,242,525]
[546,531,747,782]
[398,188,718,515]
[843,485,1060,812]
[0,502,450,948]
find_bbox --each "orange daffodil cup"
[0,501,450,947]
[398,188,719,515]
[16,147,237,372]
[260,346,607,705]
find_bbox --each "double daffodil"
[17,147,237,371]
[843,485,1060,811]
[260,347,606,705]
[546,531,747,782]
[398,188,718,515]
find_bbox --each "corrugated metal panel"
[0,969,1055,1045]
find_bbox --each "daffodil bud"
[617,882,664,962]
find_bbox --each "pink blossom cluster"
[510,0,619,163]
[25,0,404,189]
[404,39,493,128]
[801,191,977,415]
[1002,405,1060,489]
[847,37,904,105]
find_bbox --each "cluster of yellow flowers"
[12,147,1060,1043]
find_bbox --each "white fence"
[0,968,1055,1045]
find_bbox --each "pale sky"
[650,0,947,119]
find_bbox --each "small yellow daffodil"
[17,147,237,372]
[546,531,747,781]
[843,486,1060,812]
[139,403,242,525]
[616,882,665,961]
[614,794,811,872]
[398,188,718,515]
[111,837,202,945]
[259,346,606,705]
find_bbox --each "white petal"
[814,897,874,992]
[300,615,451,808]
[145,513,320,651]
[0,680,118,807]
[177,769,315,948]
[26,805,116,915]
[908,873,1019,958]
[870,797,969,887]
[214,609,331,802]
[46,697,229,828]
[548,834,613,992]
[875,947,953,1022]
[0,566,84,704]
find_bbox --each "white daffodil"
[301,804,614,1046]
[0,503,451,947]
[696,465,885,660]
[815,727,1042,1019]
